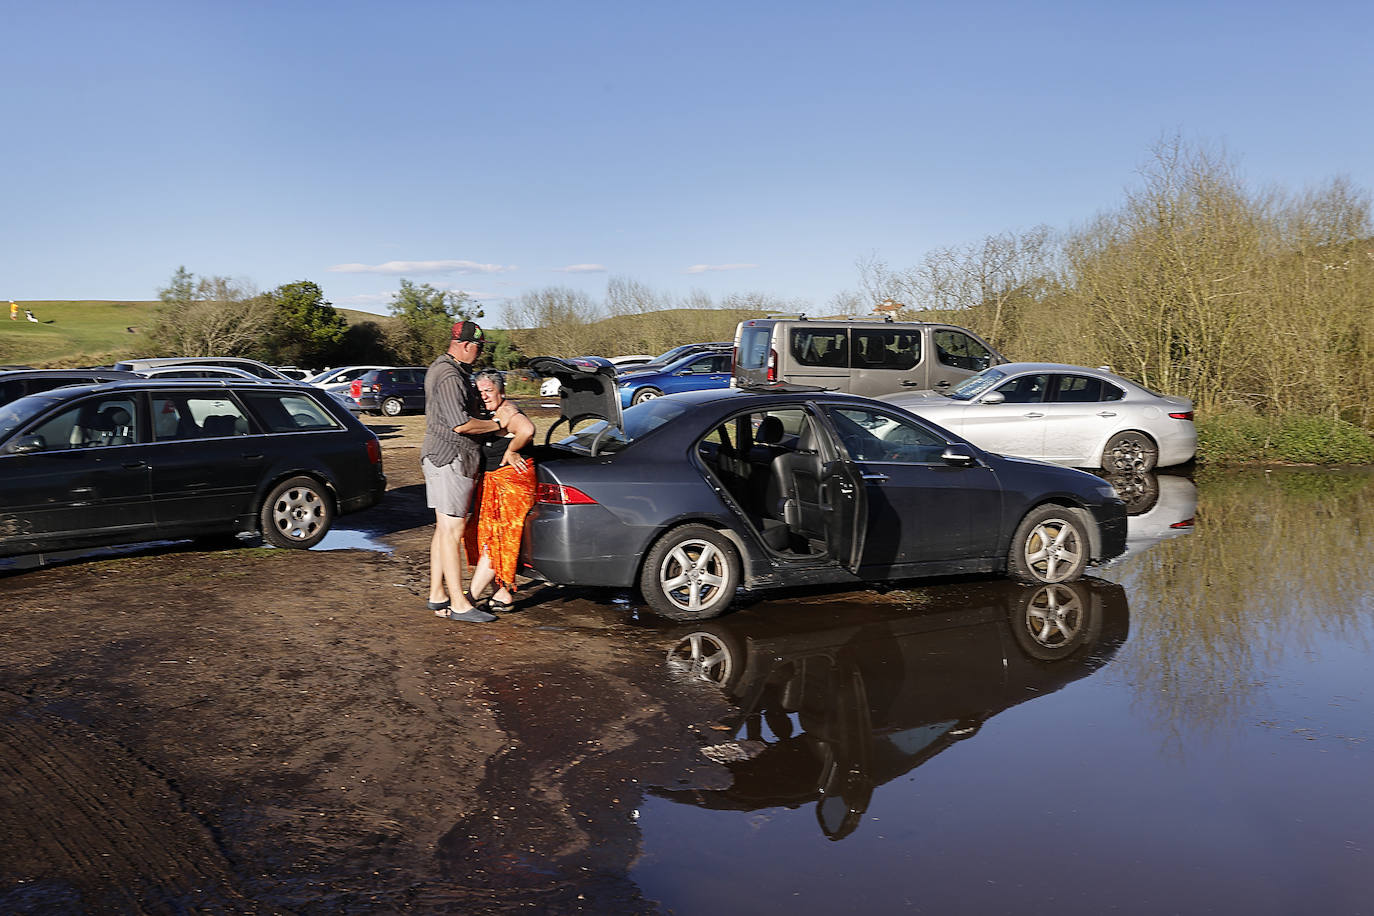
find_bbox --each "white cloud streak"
[328,259,517,275]
[685,263,759,274]
[553,263,607,273]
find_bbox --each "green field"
[0,300,385,369]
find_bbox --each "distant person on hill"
[9,301,16,321]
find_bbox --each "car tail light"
[535,482,597,505]
[766,348,777,383]
[1169,411,1194,421]
[350,379,361,397]
[370,382,381,392]
[365,438,381,465]
[1170,518,1195,529]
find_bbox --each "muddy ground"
[0,411,739,914]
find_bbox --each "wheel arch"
[632,515,748,587]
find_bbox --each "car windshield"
[947,367,1008,401]
[0,392,66,442]
[556,398,689,455]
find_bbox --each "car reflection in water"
[660,577,1129,840]
[1101,471,1196,562]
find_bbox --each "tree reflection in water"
[1101,467,1374,747]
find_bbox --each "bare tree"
[145,268,271,356]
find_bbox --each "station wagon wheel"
[260,475,334,548]
[381,397,404,417]
[1008,505,1088,584]
[631,386,663,405]
[640,524,740,621]
[1010,582,1103,661]
[1102,431,1158,473]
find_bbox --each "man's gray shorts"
[422,457,476,518]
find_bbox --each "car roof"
[984,362,1140,385]
[0,368,139,380]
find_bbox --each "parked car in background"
[616,345,734,406]
[634,342,733,373]
[0,368,140,407]
[272,366,312,381]
[609,354,655,370]
[0,379,386,558]
[520,357,1126,621]
[137,365,263,380]
[113,356,293,380]
[306,365,393,392]
[881,362,1196,472]
[350,367,427,416]
[733,318,1005,396]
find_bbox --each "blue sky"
[4,1,1371,319]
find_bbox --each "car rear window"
[556,398,688,455]
[239,391,342,432]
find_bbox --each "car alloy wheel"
[640,524,740,621]
[260,476,333,548]
[666,631,737,686]
[381,397,404,417]
[632,387,663,405]
[1103,431,1158,473]
[1008,505,1088,584]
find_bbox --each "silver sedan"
[880,362,1196,472]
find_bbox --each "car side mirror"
[980,391,1006,405]
[940,448,976,467]
[7,434,46,454]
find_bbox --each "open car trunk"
[525,356,624,456]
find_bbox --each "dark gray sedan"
[0,379,386,558]
[522,358,1127,621]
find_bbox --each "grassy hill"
[0,300,162,368]
[0,301,393,369]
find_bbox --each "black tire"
[640,524,740,621]
[381,397,404,417]
[1008,505,1089,584]
[1104,471,1160,516]
[260,476,333,548]
[631,386,663,405]
[1102,431,1158,473]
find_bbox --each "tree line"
[856,139,1374,436]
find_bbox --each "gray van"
[732,317,1006,397]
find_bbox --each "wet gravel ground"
[0,410,732,914]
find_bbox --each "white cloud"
[553,263,607,273]
[685,263,759,274]
[328,259,516,275]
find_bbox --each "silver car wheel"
[1016,513,1087,583]
[666,632,735,686]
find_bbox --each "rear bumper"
[518,503,646,587]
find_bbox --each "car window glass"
[996,374,1050,403]
[826,407,948,463]
[737,327,770,370]
[852,329,920,370]
[948,368,1005,401]
[933,330,993,371]
[153,394,252,440]
[25,396,140,451]
[682,357,715,374]
[241,392,341,431]
[1052,375,1107,402]
[790,328,849,368]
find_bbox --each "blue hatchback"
[617,348,733,407]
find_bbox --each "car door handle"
[242,453,264,461]
[122,460,146,469]
[861,472,889,482]
[934,380,951,388]
[1097,411,1117,417]
[1024,412,1045,418]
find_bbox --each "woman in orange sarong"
[465,371,537,612]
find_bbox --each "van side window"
[791,328,849,368]
[933,330,994,371]
[852,329,920,370]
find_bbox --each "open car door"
[526,356,624,449]
[815,412,868,573]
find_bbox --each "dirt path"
[0,412,730,914]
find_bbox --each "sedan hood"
[527,355,624,437]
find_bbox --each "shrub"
[1197,410,1374,465]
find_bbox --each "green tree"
[263,280,348,368]
[386,279,483,364]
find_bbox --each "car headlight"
[1094,482,1120,500]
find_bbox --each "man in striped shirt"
[422,320,504,622]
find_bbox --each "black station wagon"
[521,357,1127,621]
[0,379,386,558]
